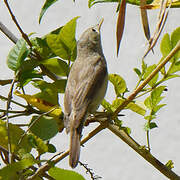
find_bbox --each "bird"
[64,19,108,168]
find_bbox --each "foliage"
[0,0,179,179]
[88,0,180,8]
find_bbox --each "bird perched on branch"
[64,19,108,168]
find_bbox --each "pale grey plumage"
[64,20,108,168]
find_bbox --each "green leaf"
[31,37,55,59]
[46,34,69,60]
[142,59,147,75]
[144,96,152,109]
[163,74,180,81]
[53,79,67,93]
[109,74,127,96]
[112,98,146,115]
[134,68,141,78]
[168,61,180,74]
[39,0,59,24]
[149,122,158,129]
[48,144,57,153]
[171,27,180,61]
[88,0,153,8]
[7,39,29,72]
[144,115,156,121]
[27,134,48,154]
[165,160,174,170]
[144,86,166,110]
[160,33,172,59]
[152,104,166,114]
[127,101,146,116]
[18,70,43,87]
[101,99,113,112]
[48,167,85,180]
[115,119,123,128]
[144,122,158,131]
[41,58,69,76]
[33,80,59,105]
[143,64,159,87]
[59,17,79,55]
[89,0,117,8]
[151,86,165,107]
[19,59,40,72]
[112,98,124,111]
[0,120,31,153]
[0,158,36,180]
[121,126,131,135]
[30,115,59,141]
[46,17,79,61]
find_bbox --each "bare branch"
[79,161,102,180]
[0,21,18,43]
[5,78,16,163]
[143,0,172,57]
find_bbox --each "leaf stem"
[146,130,150,151]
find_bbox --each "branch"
[79,161,102,180]
[143,0,171,58]
[0,94,27,108]
[2,0,60,82]
[113,39,180,117]
[0,21,18,43]
[0,79,14,86]
[26,123,108,180]
[107,123,180,180]
[5,78,16,163]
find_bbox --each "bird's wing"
[72,56,107,129]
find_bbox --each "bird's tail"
[69,128,81,168]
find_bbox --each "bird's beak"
[98,18,104,32]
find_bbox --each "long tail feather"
[69,128,81,168]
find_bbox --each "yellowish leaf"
[142,0,180,9]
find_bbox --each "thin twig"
[0,109,27,114]
[48,152,64,162]
[79,161,102,180]
[0,94,27,108]
[4,0,32,47]
[18,108,56,146]
[5,78,16,163]
[0,79,14,86]
[3,0,60,81]
[143,0,171,58]
[26,123,108,180]
[1,112,29,120]
[0,21,18,43]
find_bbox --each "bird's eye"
[92,28,96,32]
